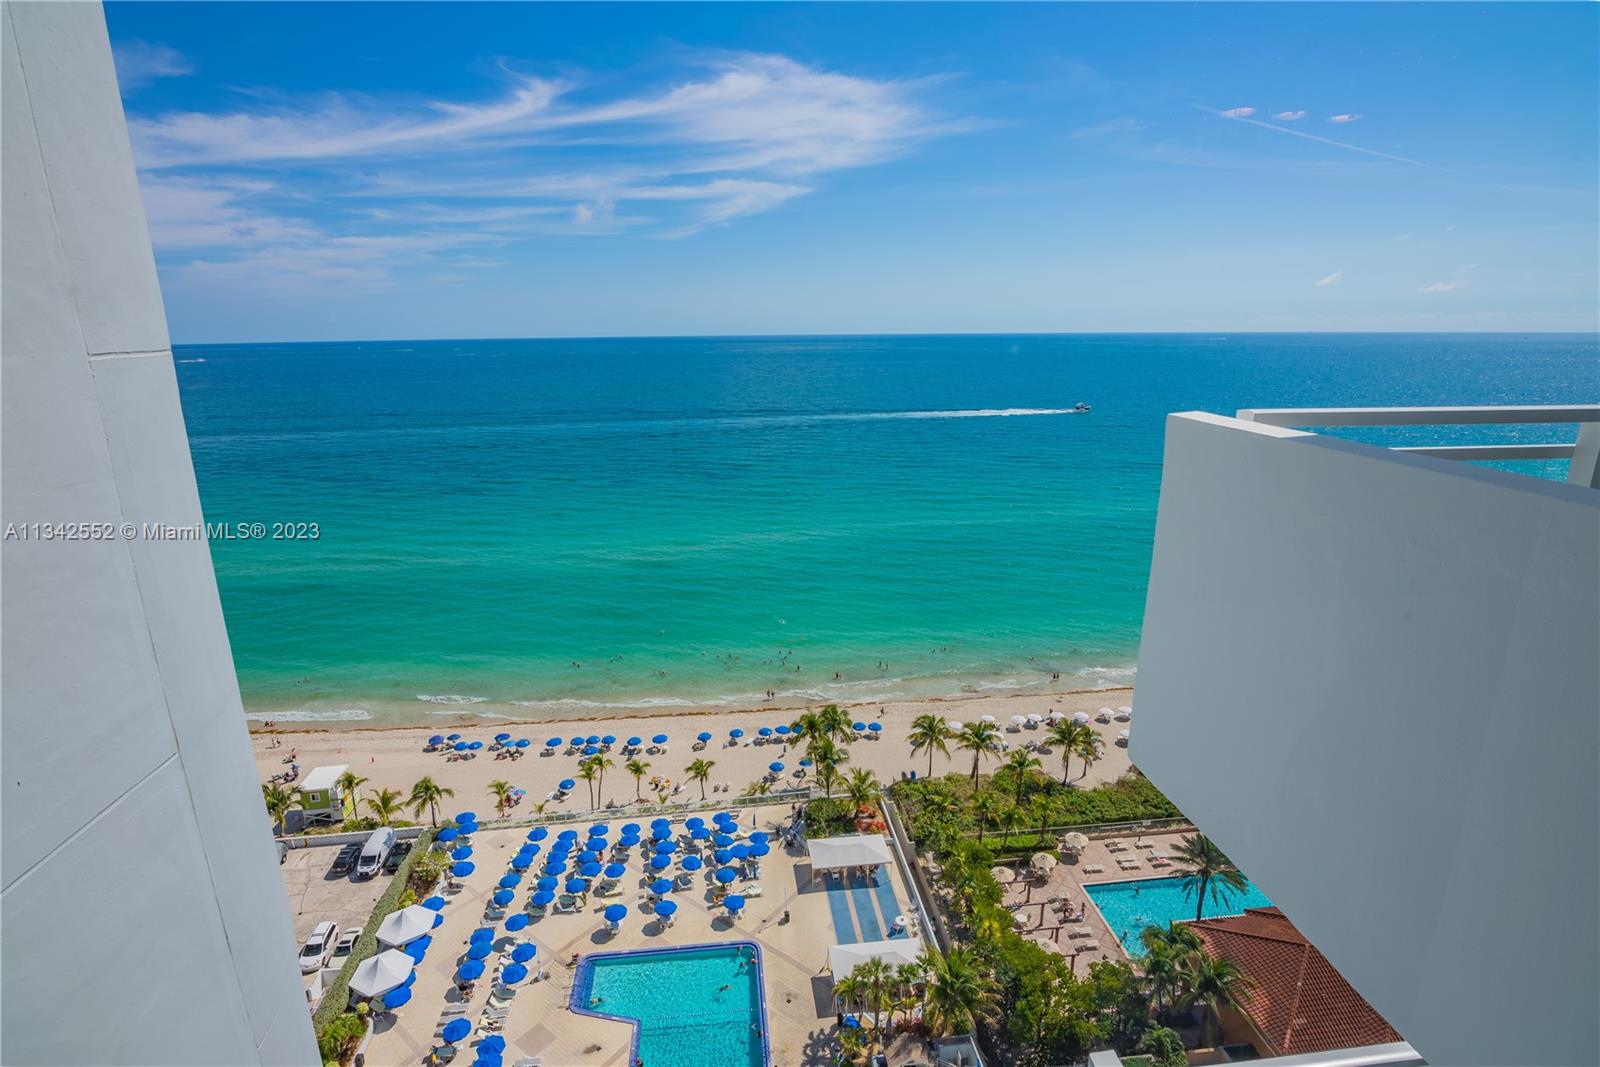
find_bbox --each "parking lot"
[279,839,411,964]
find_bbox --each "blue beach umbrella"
[651,878,673,895]
[618,833,640,847]
[852,722,866,732]
[479,1035,507,1053]
[558,831,578,844]
[498,873,521,889]
[589,823,609,835]
[655,840,677,855]
[509,855,531,871]
[714,834,734,847]
[604,863,626,879]
[495,732,511,743]
[436,828,458,843]
[586,734,600,745]
[868,722,882,733]
[750,831,769,843]
[531,890,554,906]
[471,927,496,943]
[544,861,568,876]
[680,855,703,871]
[451,847,473,861]
[604,904,628,923]
[685,816,704,829]
[451,862,475,878]
[724,894,745,911]
[652,825,672,841]
[583,745,599,756]
[527,827,548,841]
[714,811,735,824]
[428,735,445,745]
[626,736,642,747]
[714,849,734,866]
[565,877,589,893]
[799,758,812,768]
[382,985,412,1009]
[442,1017,472,1042]
[655,899,678,917]
[421,896,447,911]
[545,737,562,749]
[758,727,772,738]
[731,844,751,860]
[515,738,531,748]
[769,762,784,773]
[454,961,484,983]
[715,866,738,884]
[403,936,430,962]
[468,741,483,750]
[652,734,668,744]
[650,855,671,871]
[458,822,478,837]
[433,912,445,929]
[775,724,791,735]
[843,1014,860,1029]
[750,842,770,858]
[697,731,713,742]
[536,875,558,891]
[601,735,616,745]
[492,890,514,906]
[558,779,575,791]
[466,941,492,960]
[505,913,529,932]
[650,817,671,828]
[473,1054,502,1067]
[568,736,584,747]
[453,742,469,752]
[511,943,537,963]
[578,849,599,865]
[447,733,461,741]
[501,963,529,984]
[729,728,744,739]
[580,862,603,878]
[455,811,478,823]
[621,822,641,834]
[688,827,710,841]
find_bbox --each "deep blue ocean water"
[172,333,1597,722]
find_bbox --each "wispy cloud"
[1274,110,1306,121]
[1315,270,1343,287]
[126,52,963,285]
[1329,113,1363,123]
[1219,107,1255,119]
[112,40,193,91]
[1201,105,1447,172]
[1419,264,1478,293]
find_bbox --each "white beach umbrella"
[1009,714,1027,725]
[980,714,996,724]
[1117,728,1130,741]
[1026,713,1042,725]
[946,719,965,730]
[1071,711,1091,725]
[376,904,435,949]
[1060,832,1090,853]
[1030,852,1058,873]
[1048,710,1067,720]
[1115,706,1132,721]
[990,866,1015,884]
[1095,708,1113,722]
[348,949,414,999]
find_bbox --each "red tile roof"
[1189,907,1402,1056]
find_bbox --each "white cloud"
[1315,270,1343,287]
[1419,279,1468,292]
[1329,113,1363,123]
[1204,105,1445,172]
[1274,110,1306,121]
[1219,107,1256,118]
[112,41,193,91]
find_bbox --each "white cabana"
[348,949,414,999]
[376,904,435,949]
[1071,711,1092,725]
[1115,706,1132,721]
[807,833,892,872]
[828,938,924,979]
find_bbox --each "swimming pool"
[1086,876,1275,956]
[571,942,770,1067]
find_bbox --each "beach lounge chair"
[554,895,580,914]
[743,882,763,898]
[1081,864,1105,875]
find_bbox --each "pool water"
[575,943,767,1067]
[1086,876,1275,956]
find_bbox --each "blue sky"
[106,2,1598,342]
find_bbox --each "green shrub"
[316,1012,366,1064]
[804,796,857,838]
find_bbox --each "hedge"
[311,827,437,1053]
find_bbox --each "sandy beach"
[253,687,1136,817]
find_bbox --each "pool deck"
[361,811,925,1066]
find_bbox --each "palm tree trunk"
[1062,755,1071,784]
[971,751,980,783]
[928,748,935,778]
[1196,874,1209,921]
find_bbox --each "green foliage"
[805,796,858,837]
[293,815,417,838]
[316,1012,366,1064]
[1137,1026,1188,1067]
[312,829,435,1046]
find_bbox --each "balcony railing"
[1234,404,1600,485]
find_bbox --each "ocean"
[172,333,1597,724]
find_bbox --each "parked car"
[330,929,359,963]
[329,843,360,876]
[276,840,288,864]
[354,827,397,879]
[299,921,339,973]
[383,840,413,874]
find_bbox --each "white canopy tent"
[807,834,893,872]
[348,949,415,999]
[828,938,924,979]
[376,904,435,948]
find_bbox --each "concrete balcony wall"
[1133,411,1599,1067]
[1,3,317,1063]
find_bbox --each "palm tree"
[815,703,854,744]
[908,713,953,779]
[831,973,861,1019]
[589,753,616,807]
[996,801,1025,849]
[999,749,1042,806]
[364,787,403,824]
[577,757,601,809]
[262,781,294,833]
[408,776,454,827]
[335,770,368,817]
[1174,834,1249,921]
[626,757,651,801]
[972,790,1004,843]
[893,959,930,1027]
[1045,720,1090,782]
[1180,950,1252,1048]
[685,758,716,799]
[487,779,514,818]
[1073,729,1103,781]
[854,957,893,1044]
[924,948,999,1035]
[815,760,842,799]
[956,722,1000,784]
[1138,923,1202,1018]
[844,769,882,812]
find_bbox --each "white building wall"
[1134,411,1599,1067]
[1,3,317,1063]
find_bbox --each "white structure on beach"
[1133,407,1599,1067]
[806,833,894,872]
[1,4,317,1063]
[299,764,350,825]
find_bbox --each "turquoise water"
[579,944,765,1067]
[171,333,1598,722]
[1087,875,1276,955]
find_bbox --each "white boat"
[1073,402,1091,412]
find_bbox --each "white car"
[299,921,339,973]
[331,929,360,963]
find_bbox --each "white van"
[355,827,396,879]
